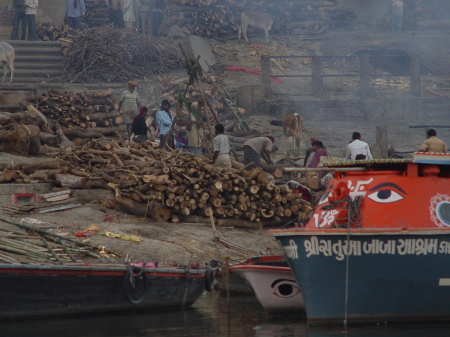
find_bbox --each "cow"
[238,11,274,44]
[0,42,14,83]
[282,113,303,156]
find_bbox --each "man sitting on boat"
[419,129,447,153]
[345,132,373,160]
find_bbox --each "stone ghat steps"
[3,40,65,82]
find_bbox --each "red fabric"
[225,66,283,83]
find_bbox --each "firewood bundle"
[36,23,70,41]
[62,26,184,83]
[22,88,126,148]
[85,0,110,28]
[161,0,349,38]
[56,140,312,224]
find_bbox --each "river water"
[1,291,450,337]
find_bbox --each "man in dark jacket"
[11,0,26,40]
[132,106,148,143]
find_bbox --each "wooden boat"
[229,255,304,314]
[0,263,212,319]
[270,153,450,324]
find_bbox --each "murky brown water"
[1,291,450,336]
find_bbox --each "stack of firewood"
[85,0,110,28]
[24,88,125,147]
[54,140,312,224]
[162,0,349,38]
[62,26,184,83]
[36,23,70,41]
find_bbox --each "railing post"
[261,55,272,98]
[359,54,371,97]
[410,55,421,97]
[312,56,323,97]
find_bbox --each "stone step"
[14,62,64,70]
[15,55,65,62]
[9,69,60,77]
[12,47,63,56]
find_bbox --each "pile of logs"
[36,23,70,41]
[85,0,110,28]
[161,0,349,38]
[62,26,184,83]
[62,140,312,224]
[23,88,125,147]
[0,139,312,225]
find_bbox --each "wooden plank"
[39,190,71,199]
[38,204,81,214]
[45,194,70,202]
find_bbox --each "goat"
[0,42,14,83]
[283,113,303,156]
[238,11,274,44]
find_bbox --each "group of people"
[63,0,164,35]
[107,0,164,36]
[11,0,165,38]
[118,81,179,147]
[10,0,38,41]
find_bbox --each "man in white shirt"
[212,124,231,168]
[346,132,373,160]
[24,0,38,41]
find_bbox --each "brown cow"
[282,113,303,156]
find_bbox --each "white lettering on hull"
[281,236,446,261]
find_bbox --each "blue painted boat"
[269,153,450,324]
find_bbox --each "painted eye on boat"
[272,280,300,298]
[367,189,403,203]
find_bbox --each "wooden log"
[86,125,125,135]
[39,132,58,147]
[0,125,31,156]
[261,163,284,179]
[54,174,88,189]
[143,174,170,185]
[148,201,172,222]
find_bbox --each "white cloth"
[346,139,373,160]
[213,134,231,155]
[214,154,231,168]
[122,0,135,22]
[25,0,38,14]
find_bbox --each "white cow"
[0,42,15,83]
[238,11,274,44]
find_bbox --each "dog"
[0,42,15,83]
[238,11,274,44]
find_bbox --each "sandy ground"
[5,205,282,265]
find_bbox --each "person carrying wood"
[243,136,274,169]
[212,124,231,168]
[118,81,141,140]
[155,99,174,149]
[420,129,447,153]
[132,106,148,143]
